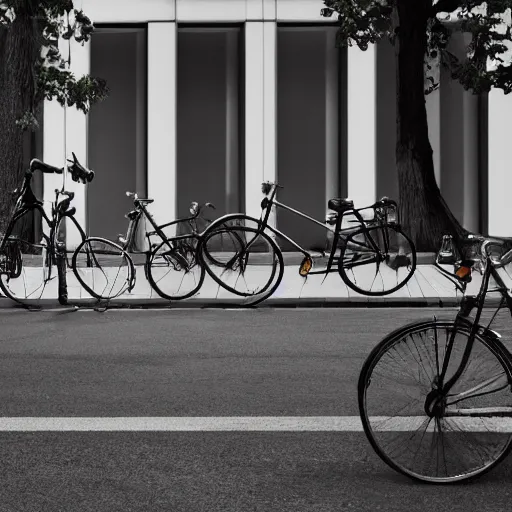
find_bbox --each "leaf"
[373,16,392,32]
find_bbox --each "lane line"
[0,417,510,432]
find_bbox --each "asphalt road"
[0,307,511,511]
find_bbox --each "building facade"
[40,0,512,249]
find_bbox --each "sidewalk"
[0,253,490,309]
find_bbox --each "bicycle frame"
[250,184,392,275]
[1,179,86,280]
[431,245,512,409]
[121,198,208,259]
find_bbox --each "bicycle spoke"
[360,320,512,483]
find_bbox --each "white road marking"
[0,416,510,432]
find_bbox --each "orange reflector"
[455,266,471,279]
[299,257,312,277]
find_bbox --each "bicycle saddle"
[327,198,354,212]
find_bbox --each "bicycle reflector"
[455,261,473,281]
[299,256,312,277]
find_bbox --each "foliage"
[321,0,512,95]
[0,0,108,130]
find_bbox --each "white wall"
[82,0,175,23]
[147,22,177,233]
[82,0,331,23]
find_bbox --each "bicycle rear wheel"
[338,224,416,296]
[359,319,512,483]
[199,225,284,306]
[72,237,134,300]
[146,236,205,301]
[0,211,51,304]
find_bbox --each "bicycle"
[0,154,132,306]
[358,232,512,483]
[114,192,273,305]
[109,191,217,301]
[198,182,417,302]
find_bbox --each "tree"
[0,0,108,235]
[321,0,512,251]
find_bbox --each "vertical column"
[263,24,277,187]
[43,39,90,249]
[325,28,339,206]
[147,22,177,234]
[245,22,277,222]
[488,90,512,235]
[346,45,376,208]
[225,30,239,213]
[135,30,147,197]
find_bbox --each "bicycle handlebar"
[67,152,94,184]
[29,159,63,175]
[28,153,94,184]
[261,182,283,195]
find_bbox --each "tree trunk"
[0,11,38,237]
[395,0,466,252]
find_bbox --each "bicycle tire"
[71,237,135,300]
[0,210,51,304]
[358,318,512,483]
[198,225,284,306]
[146,236,206,301]
[201,214,263,268]
[5,239,22,279]
[338,223,416,296]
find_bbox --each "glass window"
[88,28,146,242]
[177,27,242,222]
[277,26,341,251]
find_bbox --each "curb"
[0,296,464,310]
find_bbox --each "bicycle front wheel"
[359,319,512,483]
[146,237,205,301]
[199,225,283,306]
[338,224,416,296]
[72,237,134,300]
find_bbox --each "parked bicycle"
[197,182,417,304]
[0,154,131,305]
[358,232,512,483]
[112,191,217,301]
